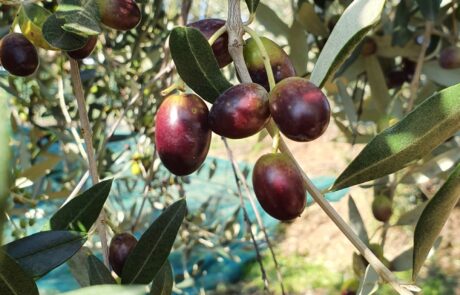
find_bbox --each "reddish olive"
[155,94,211,176]
[243,37,296,90]
[252,153,306,221]
[372,195,393,222]
[269,77,330,142]
[187,18,232,68]
[0,33,39,77]
[439,46,460,69]
[109,233,138,276]
[67,36,98,60]
[97,0,141,31]
[209,83,270,139]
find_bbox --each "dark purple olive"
[0,33,38,77]
[209,83,270,139]
[439,46,460,69]
[269,77,330,142]
[67,36,98,60]
[187,18,232,68]
[386,70,410,89]
[243,37,296,90]
[372,195,392,222]
[252,153,306,221]
[155,94,211,176]
[109,233,138,276]
[97,0,141,31]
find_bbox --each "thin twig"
[226,0,412,293]
[407,21,434,112]
[222,138,286,295]
[222,137,270,293]
[69,59,110,267]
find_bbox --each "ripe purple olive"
[372,195,393,222]
[187,19,232,68]
[243,37,296,90]
[109,233,138,276]
[269,77,330,142]
[209,83,270,139]
[67,36,98,60]
[155,94,212,176]
[252,153,306,221]
[439,46,460,69]
[386,70,410,89]
[0,33,39,77]
[97,0,141,31]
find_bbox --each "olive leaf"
[244,0,260,13]
[296,2,328,37]
[413,164,460,279]
[288,20,308,76]
[332,83,460,190]
[121,199,187,284]
[364,55,391,113]
[50,179,113,232]
[0,251,39,295]
[3,230,86,278]
[18,3,58,50]
[61,285,148,295]
[348,196,369,245]
[356,265,378,295]
[310,0,385,87]
[150,261,173,295]
[88,255,116,285]
[0,99,10,245]
[255,3,290,37]
[169,27,232,103]
[415,0,441,21]
[43,14,88,51]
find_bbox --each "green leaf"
[169,27,232,103]
[61,11,101,36]
[3,231,86,278]
[310,0,385,87]
[67,247,92,287]
[0,251,39,295]
[296,2,329,37]
[43,14,88,51]
[61,285,148,295]
[244,0,260,13]
[392,0,412,47]
[288,20,308,76]
[347,196,369,245]
[413,164,460,279]
[390,248,413,272]
[0,99,10,245]
[332,83,460,190]
[50,179,113,232]
[395,202,427,226]
[150,261,173,295]
[121,199,187,284]
[16,154,61,187]
[415,0,441,21]
[364,55,391,112]
[255,3,290,37]
[88,255,116,285]
[18,3,57,50]
[357,265,378,295]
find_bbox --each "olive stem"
[226,0,413,294]
[243,26,277,91]
[272,130,280,153]
[160,80,185,96]
[208,25,228,47]
[407,21,433,112]
[69,58,110,268]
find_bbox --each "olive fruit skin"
[0,33,39,77]
[243,37,296,90]
[372,195,393,222]
[188,19,232,68]
[155,94,211,176]
[109,233,138,276]
[269,77,330,142]
[252,153,306,221]
[67,36,98,60]
[209,83,270,139]
[439,46,460,69]
[97,0,141,31]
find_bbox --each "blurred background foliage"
[1,0,460,294]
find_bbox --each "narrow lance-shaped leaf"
[169,27,232,103]
[50,179,113,232]
[18,3,57,50]
[244,0,260,13]
[413,163,460,279]
[0,251,39,295]
[357,265,378,295]
[88,255,116,285]
[348,195,369,245]
[121,199,187,284]
[150,261,173,295]
[415,0,441,21]
[3,230,86,278]
[43,14,87,51]
[333,83,460,190]
[310,0,385,87]
[255,3,290,37]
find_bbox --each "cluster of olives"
[0,0,141,77]
[156,19,331,221]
